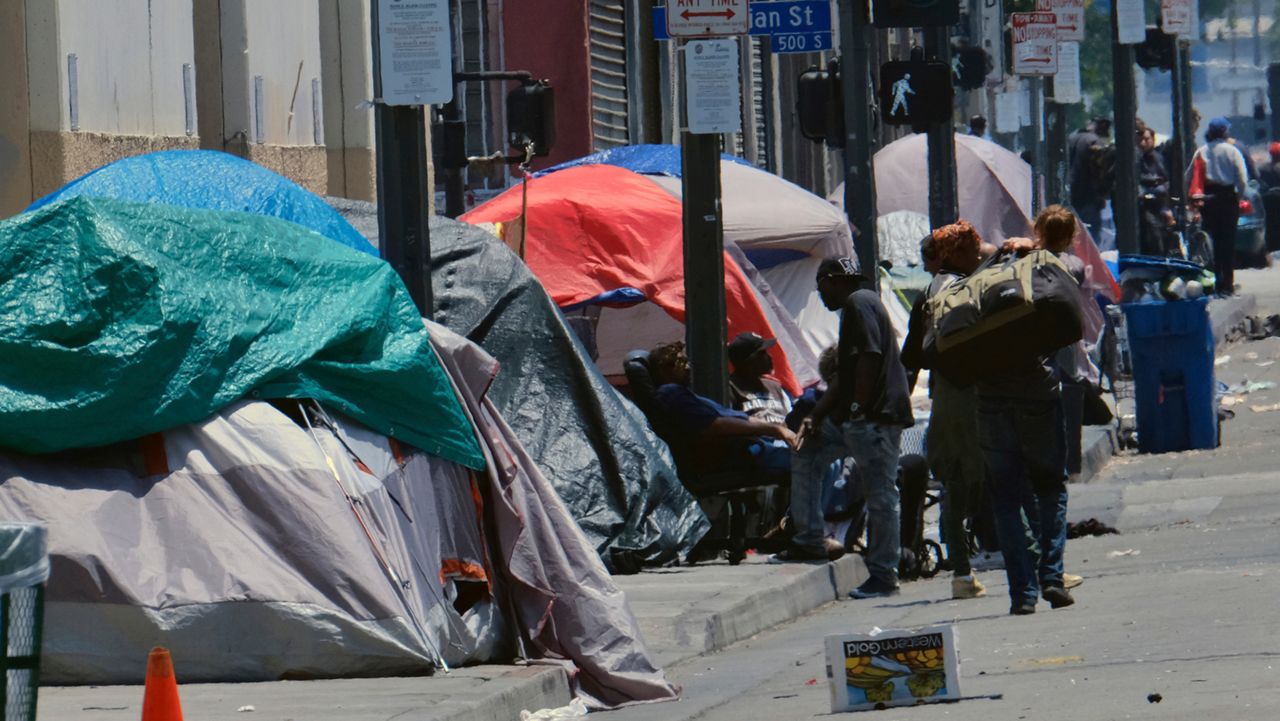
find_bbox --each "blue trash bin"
[1122,298,1218,453]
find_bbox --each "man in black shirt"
[778,258,913,600]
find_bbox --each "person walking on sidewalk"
[776,258,913,601]
[981,207,1081,615]
[901,223,988,601]
[1192,117,1249,297]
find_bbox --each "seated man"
[648,341,797,479]
[728,332,793,425]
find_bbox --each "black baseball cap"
[727,332,777,365]
[816,256,862,282]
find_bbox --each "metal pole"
[1179,39,1195,171]
[1045,78,1068,206]
[1029,76,1044,213]
[925,26,958,228]
[1170,39,1188,215]
[679,43,730,405]
[371,0,434,317]
[1111,2,1140,255]
[838,0,880,284]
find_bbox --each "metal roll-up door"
[589,0,630,149]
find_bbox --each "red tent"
[462,165,801,394]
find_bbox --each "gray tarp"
[331,200,708,570]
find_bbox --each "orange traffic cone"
[141,647,184,721]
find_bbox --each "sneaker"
[848,576,900,599]
[769,545,829,564]
[1043,585,1075,609]
[1063,572,1084,589]
[1010,602,1036,616]
[951,575,987,599]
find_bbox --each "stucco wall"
[0,0,32,217]
[320,0,376,200]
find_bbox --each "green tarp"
[0,196,484,469]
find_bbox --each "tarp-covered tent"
[0,197,676,707]
[460,164,814,394]
[27,149,376,256]
[333,199,710,569]
[536,144,851,363]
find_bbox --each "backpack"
[921,250,1085,386]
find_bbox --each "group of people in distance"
[646,205,1089,615]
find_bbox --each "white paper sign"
[377,0,453,106]
[825,627,962,713]
[1036,0,1085,42]
[1012,12,1059,76]
[1053,42,1082,103]
[685,38,742,134]
[1116,0,1147,44]
[981,0,1005,83]
[996,89,1023,133]
[1161,0,1193,37]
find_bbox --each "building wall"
[501,0,592,169]
[319,0,376,201]
[0,0,32,217]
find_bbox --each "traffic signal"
[507,80,555,157]
[796,59,846,148]
[952,45,991,91]
[873,0,960,29]
[1135,26,1175,71]
[879,61,953,127]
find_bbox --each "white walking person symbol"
[890,73,915,117]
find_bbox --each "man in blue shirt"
[649,342,797,479]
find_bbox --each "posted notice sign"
[376,0,453,105]
[667,0,750,37]
[1161,0,1194,37]
[1012,12,1059,76]
[825,626,961,712]
[685,38,743,134]
[1035,0,1084,42]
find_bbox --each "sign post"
[677,13,746,404]
[839,0,880,286]
[371,0,453,318]
[1112,0,1142,254]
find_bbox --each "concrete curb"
[433,666,573,721]
[620,554,869,669]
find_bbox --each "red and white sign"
[1012,12,1059,76]
[1161,0,1194,37]
[666,0,750,38]
[1035,0,1085,42]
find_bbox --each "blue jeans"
[977,396,1069,607]
[792,419,902,582]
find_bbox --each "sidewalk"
[37,555,867,720]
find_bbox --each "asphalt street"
[600,268,1280,721]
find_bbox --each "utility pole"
[1029,76,1044,212]
[925,26,959,228]
[1111,1,1140,255]
[1045,78,1068,206]
[1170,38,1189,220]
[838,0,880,283]
[371,0,437,317]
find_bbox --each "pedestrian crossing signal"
[879,62,952,127]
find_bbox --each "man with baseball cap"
[727,332,792,426]
[775,258,914,599]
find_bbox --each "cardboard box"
[824,625,961,712]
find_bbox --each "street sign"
[1116,0,1147,44]
[376,0,453,105]
[980,0,1005,83]
[1053,42,1082,103]
[1161,0,1194,37]
[667,0,750,37]
[1011,12,1059,76]
[654,1,833,54]
[685,38,743,134]
[879,61,953,126]
[1035,0,1084,43]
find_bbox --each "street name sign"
[685,38,743,134]
[1161,0,1194,37]
[1011,12,1058,76]
[1035,0,1084,43]
[655,1,832,54]
[667,0,750,37]
[376,0,453,105]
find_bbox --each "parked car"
[1236,180,1268,268]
